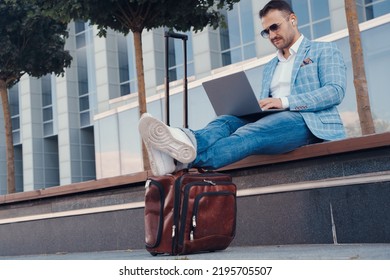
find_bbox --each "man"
[139,0,347,176]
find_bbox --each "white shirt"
[270,35,304,109]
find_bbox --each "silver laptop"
[202,71,284,117]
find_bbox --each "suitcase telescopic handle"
[166,31,188,40]
[164,31,188,128]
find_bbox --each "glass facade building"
[1,0,390,193]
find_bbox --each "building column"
[55,23,84,185]
[19,76,44,191]
[329,0,347,32]
[94,28,120,113]
[192,27,219,78]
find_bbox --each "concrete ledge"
[0,171,148,205]
[0,130,389,256]
[1,132,389,205]
[1,170,389,225]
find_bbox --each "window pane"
[244,43,256,60]
[168,38,177,68]
[368,1,390,18]
[41,76,52,106]
[79,95,90,111]
[76,35,86,48]
[120,83,130,96]
[187,62,195,77]
[221,51,232,66]
[226,8,241,49]
[168,68,177,81]
[313,20,331,38]
[11,117,20,130]
[229,48,242,65]
[356,4,365,22]
[80,112,90,127]
[176,65,185,80]
[187,34,194,62]
[220,29,231,50]
[173,39,184,66]
[130,80,138,93]
[77,65,88,82]
[44,122,54,136]
[42,92,52,107]
[9,103,19,116]
[310,0,330,21]
[300,25,312,40]
[117,35,130,83]
[13,131,20,144]
[128,36,137,81]
[292,0,310,25]
[43,107,53,121]
[241,0,255,44]
[119,66,129,83]
[77,49,89,95]
[78,81,89,95]
[116,34,138,96]
[8,87,19,116]
[75,21,86,33]
[219,0,255,66]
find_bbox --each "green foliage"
[31,0,240,36]
[0,0,72,88]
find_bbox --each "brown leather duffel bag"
[144,169,237,256]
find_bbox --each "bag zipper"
[178,181,235,247]
[189,191,235,241]
[172,173,234,254]
[172,175,184,254]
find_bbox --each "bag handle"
[164,31,189,128]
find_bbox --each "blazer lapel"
[261,57,279,98]
[290,37,311,93]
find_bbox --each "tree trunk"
[133,31,151,172]
[345,0,375,135]
[0,80,16,193]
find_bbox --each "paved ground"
[2,244,390,260]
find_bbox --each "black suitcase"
[144,170,237,255]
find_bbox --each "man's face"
[261,9,297,53]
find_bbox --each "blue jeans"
[187,112,321,169]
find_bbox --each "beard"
[271,30,296,52]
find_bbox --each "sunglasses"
[260,21,285,38]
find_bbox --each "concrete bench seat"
[220,132,390,171]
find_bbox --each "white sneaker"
[144,143,176,176]
[138,113,196,163]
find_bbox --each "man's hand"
[259,98,283,110]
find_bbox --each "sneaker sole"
[139,114,196,163]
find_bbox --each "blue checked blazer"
[261,37,347,141]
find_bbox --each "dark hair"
[259,0,294,18]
